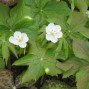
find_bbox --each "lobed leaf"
[73,39,89,62]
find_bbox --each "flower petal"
[46,23,55,34]
[9,36,18,45]
[18,42,27,48]
[14,31,21,38]
[46,34,58,43]
[50,36,58,43]
[55,32,63,38]
[46,34,51,41]
[22,33,29,42]
[55,25,61,32]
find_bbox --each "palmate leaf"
[25,0,49,9]
[24,0,70,25]
[25,0,71,17]
[73,39,89,62]
[13,42,62,83]
[76,66,89,89]
[56,57,82,78]
[68,11,89,39]
[24,0,49,26]
[44,0,71,16]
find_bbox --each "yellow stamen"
[50,30,56,36]
[17,36,23,42]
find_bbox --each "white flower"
[46,23,63,43]
[86,11,89,18]
[9,31,29,48]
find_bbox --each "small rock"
[0,0,17,6]
[0,69,14,89]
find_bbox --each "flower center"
[50,30,56,36]
[17,36,23,42]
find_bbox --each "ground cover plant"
[0,0,89,89]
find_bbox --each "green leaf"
[62,38,69,59]
[73,39,89,62]
[10,0,31,26]
[13,18,34,30]
[25,0,49,9]
[86,0,89,6]
[68,12,88,39]
[44,1,71,16]
[18,24,38,41]
[68,0,75,11]
[13,42,62,83]
[46,42,55,49]
[76,66,89,89]
[57,38,69,60]
[47,15,67,30]
[85,21,89,28]
[56,57,81,78]
[69,11,87,30]
[13,54,37,66]
[69,0,88,13]
[0,3,9,26]
[55,39,63,52]
[2,42,10,64]
[0,57,5,69]
[74,0,88,13]
[7,42,18,58]
[79,27,89,39]
[0,25,9,34]
[56,60,72,72]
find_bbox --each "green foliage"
[73,39,89,62]
[0,57,5,69]
[13,42,62,83]
[0,3,9,26]
[0,0,89,88]
[69,0,88,13]
[44,0,71,16]
[76,66,89,89]
[56,57,82,78]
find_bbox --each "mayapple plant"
[0,0,89,89]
